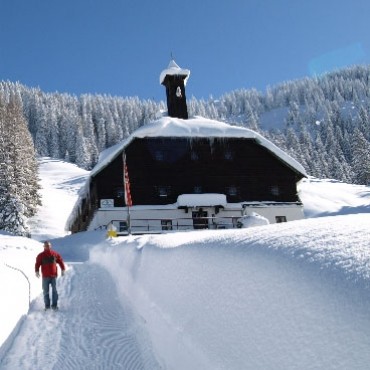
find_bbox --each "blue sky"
[1,0,370,101]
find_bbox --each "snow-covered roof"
[91,116,307,178]
[177,194,227,207]
[159,59,190,85]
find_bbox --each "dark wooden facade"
[93,137,303,207]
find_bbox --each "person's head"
[43,241,52,250]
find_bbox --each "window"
[226,186,238,196]
[224,150,233,161]
[157,185,171,198]
[119,221,128,232]
[270,186,280,197]
[115,188,124,197]
[114,187,125,207]
[161,220,173,230]
[276,216,287,223]
[155,150,164,161]
[194,185,202,194]
[158,187,168,197]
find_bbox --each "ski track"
[1,264,162,370]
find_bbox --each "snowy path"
[1,264,161,370]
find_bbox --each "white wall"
[88,204,304,233]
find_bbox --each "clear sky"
[1,0,370,101]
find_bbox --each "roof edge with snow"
[91,116,307,179]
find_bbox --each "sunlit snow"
[1,158,370,369]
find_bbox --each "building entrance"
[192,209,208,229]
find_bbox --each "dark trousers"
[42,277,58,308]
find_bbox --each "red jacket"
[35,249,65,278]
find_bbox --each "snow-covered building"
[68,61,306,235]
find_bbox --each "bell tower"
[160,59,190,119]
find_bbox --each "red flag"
[123,154,133,207]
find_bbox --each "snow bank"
[90,214,370,369]
[299,177,370,217]
[236,212,269,228]
[0,235,42,347]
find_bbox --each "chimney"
[160,59,190,119]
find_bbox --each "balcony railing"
[102,216,240,235]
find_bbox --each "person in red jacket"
[35,241,66,310]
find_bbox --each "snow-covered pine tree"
[351,128,370,185]
[0,94,41,235]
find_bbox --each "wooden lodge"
[67,61,306,235]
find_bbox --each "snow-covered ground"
[28,157,90,242]
[1,158,370,369]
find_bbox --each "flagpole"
[123,152,132,235]
[127,203,131,235]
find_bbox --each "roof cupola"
[160,59,190,119]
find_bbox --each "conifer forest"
[1,64,370,234]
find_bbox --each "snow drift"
[90,215,370,369]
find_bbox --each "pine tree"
[351,128,370,185]
[0,94,41,235]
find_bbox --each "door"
[192,210,208,229]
